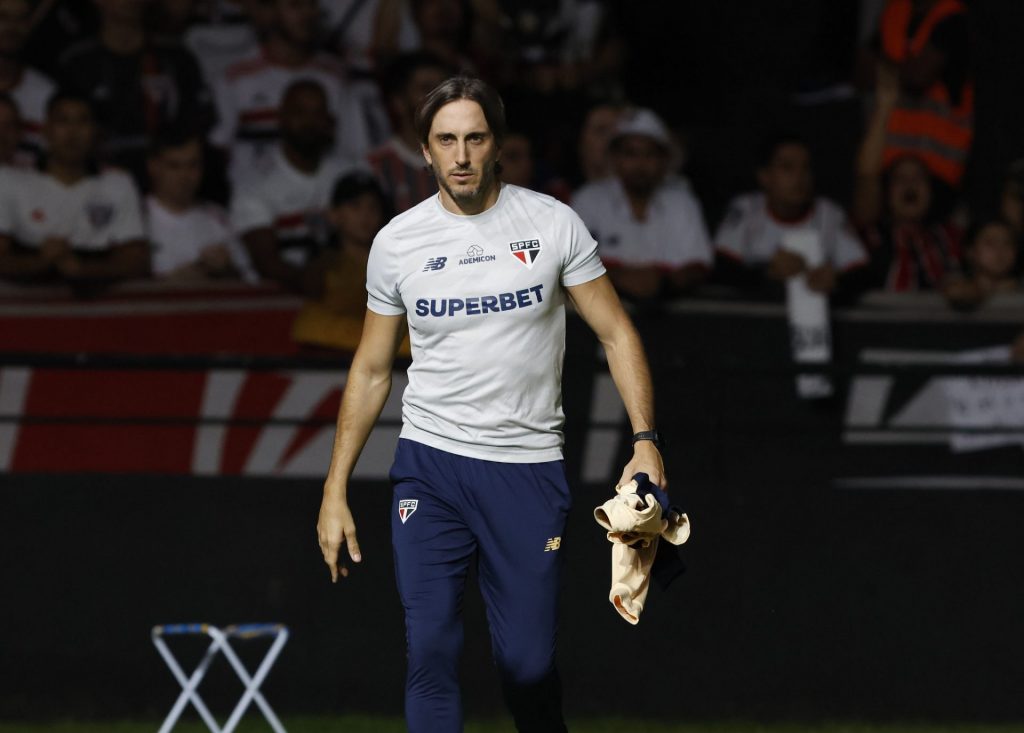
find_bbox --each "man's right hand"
[317,491,361,583]
[39,237,70,263]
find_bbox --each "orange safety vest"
[880,0,973,186]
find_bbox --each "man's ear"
[421,144,432,167]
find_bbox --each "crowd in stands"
[0,0,1020,351]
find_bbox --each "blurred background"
[1,0,1024,727]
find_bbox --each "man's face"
[280,86,334,158]
[148,139,203,209]
[612,135,668,197]
[499,133,533,188]
[0,0,30,58]
[970,222,1018,280]
[0,101,19,164]
[274,0,318,48]
[887,156,931,223]
[45,100,96,166]
[329,192,384,248]
[422,98,501,207]
[759,143,813,211]
[578,104,621,178]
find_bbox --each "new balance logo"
[544,537,561,552]
[422,257,447,272]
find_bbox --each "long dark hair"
[414,76,507,148]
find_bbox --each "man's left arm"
[566,273,666,489]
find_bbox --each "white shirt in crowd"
[230,146,357,267]
[367,184,607,463]
[570,177,713,270]
[714,192,867,270]
[0,166,143,249]
[9,66,55,164]
[145,195,255,281]
[209,49,376,184]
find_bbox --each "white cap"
[610,107,672,149]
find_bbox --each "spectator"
[292,170,410,355]
[20,1,98,78]
[572,107,711,301]
[184,0,272,87]
[0,90,148,289]
[870,0,972,190]
[0,0,56,165]
[365,51,447,213]
[210,0,378,185]
[56,0,215,187]
[944,218,1020,311]
[853,63,961,293]
[145,130,252,281]
[499,131,534,189]
[376,0,477,74]
[0,92,19,165]
[576,101,623,185]
[230,79,357,297]
[714,133,868,300]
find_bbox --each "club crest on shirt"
[398,499,418,524]
[86,202,114,229]
[509,239,541,268]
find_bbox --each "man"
[366,51,448,213]
[146,131,251,281]
[210,0,379,185]
[230,79,357,296]
[57,0,215,186]
[0,91,148,287]
[714,133,867,298]
[0,0,55,165]
[316,76,665,733]
[571,107,712,301]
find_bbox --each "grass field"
[4,719,1024,733]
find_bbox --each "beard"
[432,158,499,206]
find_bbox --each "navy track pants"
[389,438,571,733]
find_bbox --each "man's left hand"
[617,440,667,491]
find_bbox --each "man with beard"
[230,79,358,296]
[316,76,667,733]
[571,107,712,302]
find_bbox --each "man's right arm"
[317,309,407,582]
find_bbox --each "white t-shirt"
[570,177,712,269]
[9,67,55,164]
[714,192,867,270]
[209,49,374,184]
[230,147,356,267]
[367,184,607,462]
[145,196,254,280]
[0,166,143,249]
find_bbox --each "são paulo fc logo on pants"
[398,499,418,524]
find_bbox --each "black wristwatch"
[632,430,663,448]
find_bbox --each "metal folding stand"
[151,622,289,733]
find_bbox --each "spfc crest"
[398,499,418,524]
[86,202,114,229]
[509,239,541,269]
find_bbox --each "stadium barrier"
[1,285,1023,720]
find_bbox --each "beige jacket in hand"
[593,480,690,624]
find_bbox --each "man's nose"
[455,140,470,165]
